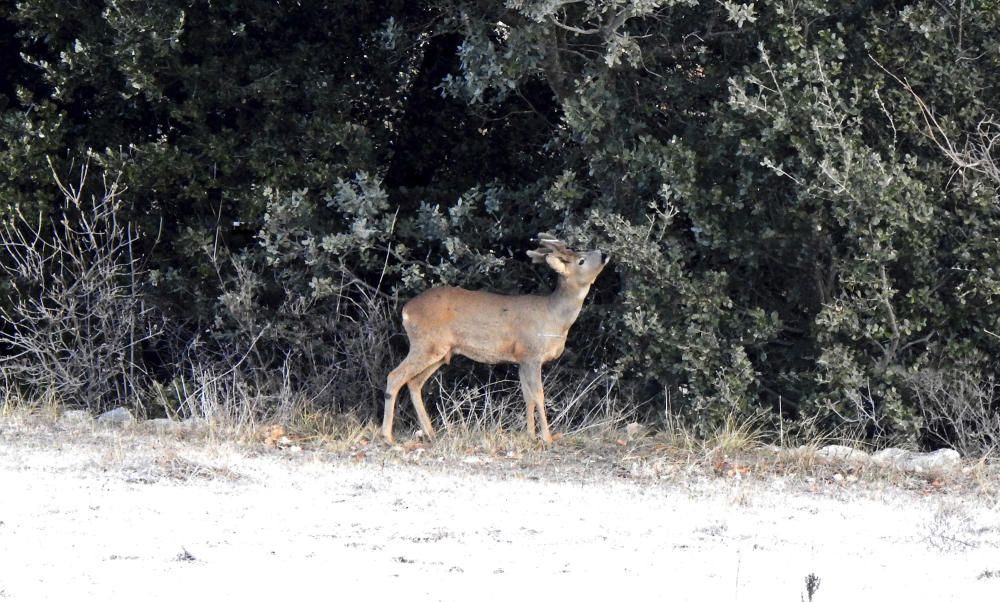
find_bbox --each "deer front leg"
[525,392,536,437]
[518,361,553,444]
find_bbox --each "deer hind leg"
[518,362,553,444]
[406,359,445,439]
[383,347,446,443]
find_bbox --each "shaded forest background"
[1,0,997,452]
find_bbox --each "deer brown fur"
[382,233,610,444]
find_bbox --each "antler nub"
[527,232,573,263]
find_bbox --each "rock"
[182,417,208,429]
[625,422,646,438]
[816,444,870,462]
[872,447,911,467]
[908,448,961,472]
[96,407,134,426]
[148,418,181,433]
[872,447,961,472]
[60,409,93,424]
[146,417,208,434]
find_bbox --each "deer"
[382,233,610,444]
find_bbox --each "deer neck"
[546,278,591,330]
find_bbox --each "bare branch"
[871,54,1000,186]
[1,160,158,412]
[548,15,600,36]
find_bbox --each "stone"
[816,444,870,462]
[625,422,646,439]
[182,417,208,428]
[147,418,181,433]
[872,447,911,467]
[96,407,134,426]
[872,447,961,473]
[60,409,93,424]
[908,448,961,472]
[145,417,208,435]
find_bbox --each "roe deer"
[382,233,610,444]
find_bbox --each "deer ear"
[544,253,569,275]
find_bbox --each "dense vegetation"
[1,1,997,451]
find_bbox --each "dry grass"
[1,388,64,422]
[603,413,999,497]
[424,365,635,439]
[275,408,377,451]
[701,411,770,459]
[1,402,996,499]
[0,407,246,488]
[423,425,560,462]
[152,449,244,482]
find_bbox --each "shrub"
[0,162,159,412]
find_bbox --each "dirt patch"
[0,415,998,601]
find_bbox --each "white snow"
[0,420,997,601]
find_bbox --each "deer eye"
[578,258,586,266]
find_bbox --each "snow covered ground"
[0,416,997,601]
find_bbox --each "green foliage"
[1,0,998,447]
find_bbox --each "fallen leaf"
[263,425,286,448]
